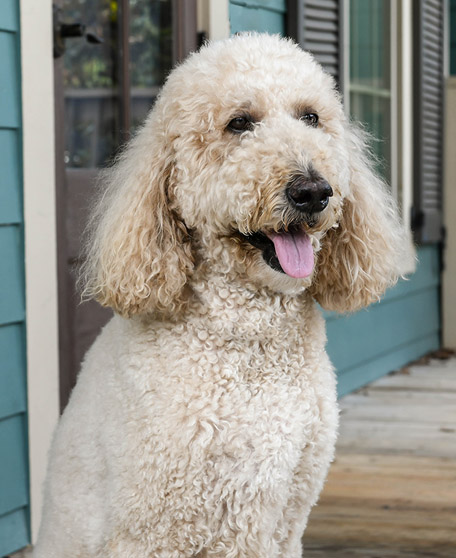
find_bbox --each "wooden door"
[54,0,197,410]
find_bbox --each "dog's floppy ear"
[79,113,193,318]
[310,124,411,313]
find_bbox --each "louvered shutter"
[412,0,444,243]
[287,0,344,89]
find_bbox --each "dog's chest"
[116,304,336,526]
[148,348,327,504]
[137,303,329,479]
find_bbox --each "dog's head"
[80,34,408,317]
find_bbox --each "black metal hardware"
[197,31,207,49]
[53,4,103,59]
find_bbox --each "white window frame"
[399,0,413,232]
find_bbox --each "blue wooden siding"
[228,1,441,395]
[229,0,286,34]
[0,0,30,555]
[328,246,440,396]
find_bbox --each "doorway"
[54,0,197,409]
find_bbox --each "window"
[345,0,412,223]
[348,0,393,184]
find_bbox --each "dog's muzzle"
[286,175,333,214]
[239,172,333,278]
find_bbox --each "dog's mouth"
[239,225,314,278]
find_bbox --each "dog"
[34,33,407,557]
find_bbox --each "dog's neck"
[186,263,317,342]
[193,234,312,296]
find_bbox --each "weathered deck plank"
[303,358,456,557]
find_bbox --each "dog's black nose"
[286,177,333,213]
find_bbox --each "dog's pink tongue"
[267,229,314,278]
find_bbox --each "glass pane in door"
[63,0,120,168]
[130,0,173,131]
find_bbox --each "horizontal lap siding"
[327,246,441,396]
[0,0,30,554]
[229,0,286,34]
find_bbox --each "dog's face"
[161,35,351,290]
[81,33,405,317]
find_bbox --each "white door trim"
[20,0,60,542]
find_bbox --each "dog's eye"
[300,113,319,127]
[227,116,254,134]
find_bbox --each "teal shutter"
[412,0,445,243]
[0,0,30,554]
[287,0,344,89]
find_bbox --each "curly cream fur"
[309,125,408,312]
[79,116,194,317]
[35,34,409,558]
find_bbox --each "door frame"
[21,0,60,542]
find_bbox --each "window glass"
[63,0,120,168]
[349,0,391,183]
[129,0,173,131]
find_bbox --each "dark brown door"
[54,0,197,410]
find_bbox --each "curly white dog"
[35,34,407,557]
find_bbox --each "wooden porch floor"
[302,355,456,557]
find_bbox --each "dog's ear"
[310,124,412,313]
[79,114,194,318]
